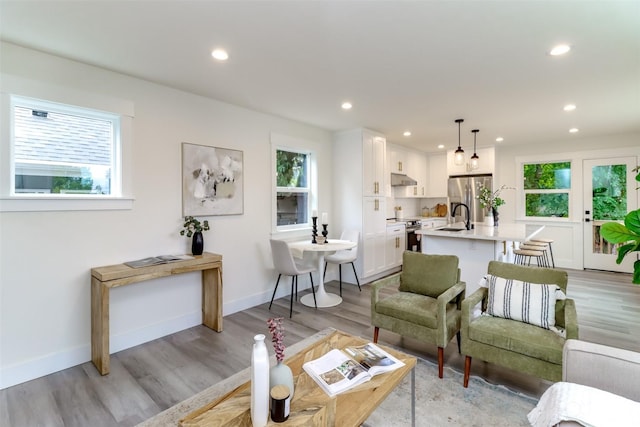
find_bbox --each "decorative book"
[302,343,404,397]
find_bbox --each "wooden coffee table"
[179,329,416,427]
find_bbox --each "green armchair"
[371,251,465,378]
[461,261,578,387]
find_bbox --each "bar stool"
[531,238,555,268]
[513,247,547,267]
[523,241,551,267]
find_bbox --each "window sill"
[0,197,135,212]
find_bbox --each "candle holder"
[311,216,318,244]
[321,224,328,244]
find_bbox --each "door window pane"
[591,164,627,220]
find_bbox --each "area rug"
[364,358,537,426]
[138,328,537,426]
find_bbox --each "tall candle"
[312,209,318,218]
[321,212,328,224]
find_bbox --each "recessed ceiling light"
[437,144,445,149]
[211,49,229,61]
[569,128,579,133]
[403,131,411,137]
[549,44,571,56]
[496,137,504,142]
[341,102,352,110]
[563,104,577,111]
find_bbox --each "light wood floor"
[1,268,638,426]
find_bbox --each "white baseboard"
[0,311,201,390]
[1,288,307,390]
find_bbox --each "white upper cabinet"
[388,144,408,174]
[388,143,428,198]
[406,151,427,197]
[446,146,495,176]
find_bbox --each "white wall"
[494,134,640,270]
[0,43,333,388]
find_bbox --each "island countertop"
[417,222,545,242]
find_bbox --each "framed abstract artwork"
[182,142,244,216]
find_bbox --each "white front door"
[583,157,638,272]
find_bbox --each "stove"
[404,219,422,232]
[403,219,422,251]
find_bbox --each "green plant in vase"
[180,216,210,255]
[477,184,513,226]
[600,166,640,284]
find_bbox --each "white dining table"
[288,239,357,307]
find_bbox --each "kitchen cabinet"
[420,218,448,229]
[390,144,428,198]
[385,223,406,269]
[388,143,408,174]
[333,128,388,281]
[363,131,387,197]
[406,151,427,197]
[363,197,387,277]
[427,153,447,197]
[446,146,495,176]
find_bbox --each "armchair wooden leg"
[437,347,444,378]
[456,331,461,354]
[464,356,472,388]
[373,327,379,343]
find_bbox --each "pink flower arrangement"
[267,317,286,362]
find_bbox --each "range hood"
[390,173,418,186]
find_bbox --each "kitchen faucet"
[452,203,472,230]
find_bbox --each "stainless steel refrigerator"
[448,174,493,224]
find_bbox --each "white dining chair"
[323,230,361,296]
[269,239,317,317]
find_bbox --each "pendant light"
[470,129,480,170]
[454,119,465,166]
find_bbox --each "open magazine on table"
[302,342,405,397]
[124,255,194,268]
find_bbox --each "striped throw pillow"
[486,274,560,330]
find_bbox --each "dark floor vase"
[192,231,204,255]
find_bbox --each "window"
[523,161,571,218]
[276,149,311,227]
[11,96,120,196]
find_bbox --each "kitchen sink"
[437,227,466,232]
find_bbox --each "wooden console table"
[91,252,223,375]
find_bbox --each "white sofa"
[529,339,640,427]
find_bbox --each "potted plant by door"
[180,216,210,255]
[600,166,640,284]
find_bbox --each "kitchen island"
[417,223,544,296]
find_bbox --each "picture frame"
[182,142,244,216]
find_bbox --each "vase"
[492,207,499,227]
[191,231,204,255]
[485,209,494,227]
[251,334,269,427]
[270,361,295,399]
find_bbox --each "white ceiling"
[1,1,639,152]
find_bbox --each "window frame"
[11,95,122,198]
[0,82,134,212]
[271,133,318,234]
[518,159,574,221]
